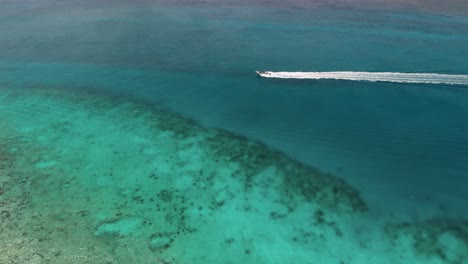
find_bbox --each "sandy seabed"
[0,86,466,264]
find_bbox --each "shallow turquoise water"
[1,0,468,262]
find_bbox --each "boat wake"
[255,71,468,85]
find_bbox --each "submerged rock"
[149,232,174,252]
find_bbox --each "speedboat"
[255,70,271,77]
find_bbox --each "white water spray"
[256,71,468,85]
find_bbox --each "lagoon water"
[1,1,468,263]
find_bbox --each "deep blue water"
[1,0,468,221]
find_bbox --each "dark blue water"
[1,0,468,230]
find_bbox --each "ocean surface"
[1,0,467,263]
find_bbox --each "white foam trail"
[256,71,468,85]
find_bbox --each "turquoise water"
[1,1,468,263]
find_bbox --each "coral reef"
[385,219,468,264]
[1,86,465,263]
